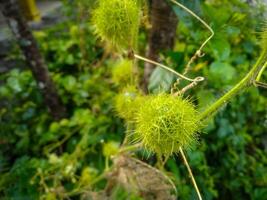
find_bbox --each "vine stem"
[134,54,204,82]
[179,147,202,200]
[169,0,214,75]
[254,60,267,88]
[254,81,267,88]
[119,143,142,153]
[200,53,267,121]
[255,60,267,83]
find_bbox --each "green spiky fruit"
[135,94,201,156]
[111,59,134,86]
[114,86,143,121]
[92,0,140,51]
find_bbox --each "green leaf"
[173,0,202,22]
[226,26,241,37]
[217,118,234,138]
[148,67,175,93]
[63,76,77,91]
[7,77,22,93]
[209,61,236,84]
[202,4,231,27]
[210,39,231,61]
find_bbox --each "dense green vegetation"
[0,0,266,199]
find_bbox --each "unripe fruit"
[111,59,134,86]
[92,0,140,51]
[114,86,143,121]
[103,141,120,157]
[135,94,200,156]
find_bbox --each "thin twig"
[253,81,267,88]
[179,147,202,200]
[119,143,142,153]
[170,0,214,75]
[134,54,204,82]
[173,79,200,96]
[169,0,213,93]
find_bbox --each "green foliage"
[92,0,141,51]
[209,61,236,87]
[134,94,200,156]
[167,1,267,199]
[0,17,123,199]
[0,0,267,200]
[34,23,99,71]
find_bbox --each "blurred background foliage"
[0,0,267,199]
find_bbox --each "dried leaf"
[110,155,177,200]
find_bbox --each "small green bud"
[135,94,201,156]
[111,59,134,86]
[49,122,59,133]
[44,193,57,200]
[80,167,98,185]
[92,0,140,51]
[103,141,120,157]
[114,86,143,121]
[48,153,62,164]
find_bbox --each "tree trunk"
[0,0,66,120]
[142,0,178,93]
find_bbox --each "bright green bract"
[92,0,140,51]
[135,94,201,156]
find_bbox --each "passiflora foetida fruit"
[92,0,141,51]
[134,94,201,156]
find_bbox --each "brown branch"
[142,0,178,93]
[0,0,66,120]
